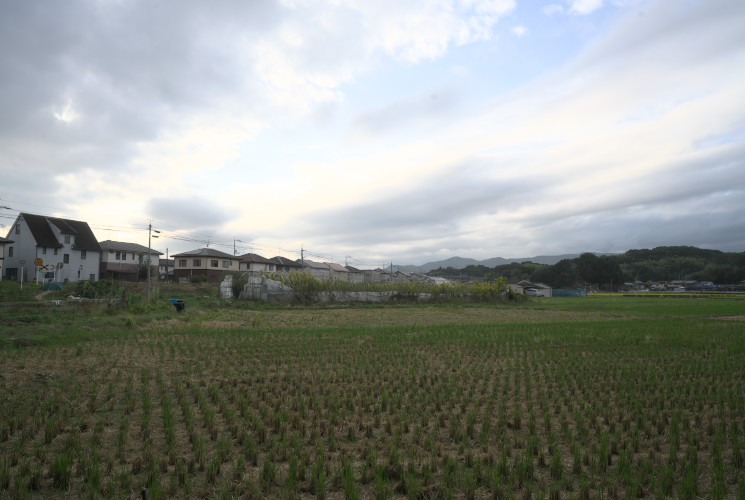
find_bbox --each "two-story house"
[269,256,303,274]
[301,259,332,279]
[239,252,277,276]
[3,213,101,282]
[0,236,14,281]
[171,248,241,283]
[99,240,162,281]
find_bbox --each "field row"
[1,317,744,498]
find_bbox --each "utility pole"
[300,245,304,269]
[147,222,160,301]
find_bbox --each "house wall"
[100,249,159,281]
[239,262,275,274]
[47,223,100,282]
[347,271,365,283]
[173,256,240,282]
[303,265,331,280]
[0,243,8,281]
[3,217,42,282]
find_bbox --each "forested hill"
[429,246,745,289]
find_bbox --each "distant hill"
[396,254,602,273]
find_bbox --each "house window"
[222,261,230,268]
[54,248,58,255]
[64,234,70,244]
[122,253,127,261]
[179,259,187,267]
[115,251,121,260]
[42,247,47,255]
[81,250,86,260]
[8,247,13,257]
[269,264,275,271]
[63,254,70,264]
[90,274,95,281]
[211,260,219,268]
[193,259,201,267]
[15,223,20,234]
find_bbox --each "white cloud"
[567,0,604,15]
[542,4,564,16]
[512,25,527,36]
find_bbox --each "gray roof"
[302,259,329,270]
[100,240,163,255]
[239,252,275,265]
[0,236,13,244]
[20,213,101,252]
[326,262,349,273]
[171,247,236,259]
[269,256,303,268]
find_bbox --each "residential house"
[239,252,277,276]
[392,270,413,282]
[99,240,162,281]
[345,265,365,283]
[0,236,13,282]
[326,262,349,281]
[3,213,101,282]
[269,256,303,274]
[301,259,332,279]
[171,248,240,283]
[363,268,392,282]
[515,280,553,297]
[159,259,174,281]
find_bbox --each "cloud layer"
[1,0,744,264]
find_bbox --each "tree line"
[429,246,745,290]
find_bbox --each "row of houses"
[168,248,447,284]
[0,212,445,285]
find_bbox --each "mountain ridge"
[396,254,611,273]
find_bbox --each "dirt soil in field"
[161,306,623,331]
[717,314,745,321]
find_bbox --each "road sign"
[34,258,43,266]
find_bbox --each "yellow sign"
[34,258,43,266]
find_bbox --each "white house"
[238,252,277,275]
[99,240,162,281]
[3,213,101,283]
[0,236,14,282]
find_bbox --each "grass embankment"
[1,287,744,498]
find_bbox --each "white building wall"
[3,216,102,283]
[3,217,39,282]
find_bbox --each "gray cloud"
[351,89,457,137]
[298,160,555,246]
[147,196,234,230]
[0,1,278,182]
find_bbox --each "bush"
[74,280,122,300]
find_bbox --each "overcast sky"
[1,0,743,266]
